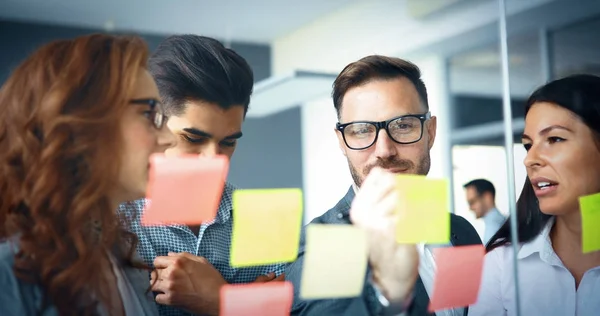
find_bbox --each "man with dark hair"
[285,55,482,316]
[463,179,506,244]
[119,35,284,316]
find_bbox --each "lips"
[387,168,410,173]
[530,177,559,197]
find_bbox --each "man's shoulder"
[0,239,16,270]
[308,188,354,225]
[219,182,237,205]
[309,207,344,225]
[449,213,483,246]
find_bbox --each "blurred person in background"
[463,179,506,244]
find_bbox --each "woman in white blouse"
[469,74,600,316]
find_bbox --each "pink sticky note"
[220,282,293,316]
[142,153,228,226]
[428,244,485,313]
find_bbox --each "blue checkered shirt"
[118,182,286,316]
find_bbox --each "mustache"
[363,158,414,174]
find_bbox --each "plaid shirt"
[119,182,286,316]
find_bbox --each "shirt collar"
[216,182,235,223]
[484,208,499,217]
[517,216,556,262]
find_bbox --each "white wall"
[301,98,353,223]
[452,144,528,240]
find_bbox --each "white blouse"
[469,218,600,316]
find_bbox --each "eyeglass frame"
[130,98,167,129]
[335,112,432,150]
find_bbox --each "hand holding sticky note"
[428,245,485,312]
[142,154,228,226]
[300,224,368,299]
[220,281,293,316]
[230,188,303,267]
[579,192,600,253]
[395,175,450,244]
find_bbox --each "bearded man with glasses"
[286,55,482,316]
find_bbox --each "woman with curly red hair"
[0,34,175,315]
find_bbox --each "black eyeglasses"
[130,98,167,129]
[336,112,431,150]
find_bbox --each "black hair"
[487,74,600,252]
[148,34,254,116]
[464,179,496,199]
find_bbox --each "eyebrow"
[182,128,243,140]
[522,125,573,140]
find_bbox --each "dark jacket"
[286,186,482,316]
[0,240,159,316]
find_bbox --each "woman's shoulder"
[0,239,54,315]
[0,239,18,270]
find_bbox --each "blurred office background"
[1,0,599,240]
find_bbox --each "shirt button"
[337,213,344,219]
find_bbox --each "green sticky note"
[230,188,303,267]
[300,224,368,299]
[395,175,450,244]
[579,192,600,253]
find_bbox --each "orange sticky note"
[220,281,293,316]
[300,224,368,299]
[428,245,485,312]
[230,188,303,267]
[395,175,450,244]
[142,154,228,226]
[579,192,600,253]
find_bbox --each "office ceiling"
[0,0,359,43]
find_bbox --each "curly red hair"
[0,34,150,315]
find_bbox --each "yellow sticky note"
[579,192,600,253]
[395,175,450,244]
[230,188,303,267]
[300,224,368,299]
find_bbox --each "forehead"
[465,186,478,197]
[168,100,244,132]
[524,102,579,134]
[339,77,424,123]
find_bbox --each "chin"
[538,200,571,216]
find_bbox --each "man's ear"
[335,128,348,157]
[484,192,495,207]
[426,115,437,150]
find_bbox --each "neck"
[481,206,495,217]
[552,211,583,249]
[550,211,600,263]
[551,211,600,283]
[111,200,120,213]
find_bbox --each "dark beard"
[349,154,431,188]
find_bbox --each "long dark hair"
[486,74,600,252]
[0,34,149,315]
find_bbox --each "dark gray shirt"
[0,240,159,316]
